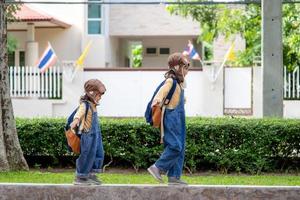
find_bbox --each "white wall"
[12,70,205,117]
[83,70,204,117]
[11,66,300,118]
[199,66,224,117]
[284,101,300,118]
[224,68,252,109]
[253,67,262,117]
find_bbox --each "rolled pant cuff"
[91,168,102,173]
[76,172,89,178]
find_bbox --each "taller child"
[148,53,190,185]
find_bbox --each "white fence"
[9,66,63,99]
[284,66,300,100]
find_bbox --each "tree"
[0,1,28,171]
[168,1,300,70]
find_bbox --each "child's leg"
[76,133,97,178]
[154,131,182,173]
[91,132,104,173]
[167,129,185,178]
[167,146,185,178]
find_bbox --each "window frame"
[145,47,157,56]
[87,0,103,35]
[159,47,170,55]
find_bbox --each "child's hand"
[70,118,80,131]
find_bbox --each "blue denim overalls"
[155,87,186,179]
[76,109,104,178]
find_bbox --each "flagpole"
[213,43,234,82]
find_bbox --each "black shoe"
[89,174,102,185]
[73,177,96,185]
[147,164,163,183]
[168,177,188,186]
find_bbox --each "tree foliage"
[131,44,143,68]
[168,1,300,70]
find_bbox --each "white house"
[7,1,300,118]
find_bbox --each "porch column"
[25,23,38,67]
[262,0,283,117]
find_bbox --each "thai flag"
[182,41,201,61]
[36,42,57,73]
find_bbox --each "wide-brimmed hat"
[167,53,190,69]
[83,79,106,104]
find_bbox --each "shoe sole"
[147,168,163,183]
[73,182,94,185]
[168,183,188,186]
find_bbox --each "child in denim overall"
[148,53,190,185]
[70,79,106,185]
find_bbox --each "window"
[145,47,157,56]
[8,52,15,67]
[87,0,102,34]
[159,48,170,55]
[19,51,25,67]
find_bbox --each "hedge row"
[16,117,300,173]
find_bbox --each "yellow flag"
[227,43,236,62]
[76,41,92,69]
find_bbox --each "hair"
[79,93,94,104]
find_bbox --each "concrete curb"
[0,184,299,200]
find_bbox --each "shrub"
[16,117,300,173]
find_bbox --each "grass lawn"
[0,170,299,186]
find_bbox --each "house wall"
[15,1,108,68]
[115,37,201,68]
[109,4,200,36]
[142,37,199,67]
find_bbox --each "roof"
[13,5,71,28]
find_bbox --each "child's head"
[81,79,106,104]
[165,53,190,83]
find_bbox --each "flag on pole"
[213,42,236,82]
[75,41,92,70]
[36,42,57,73]
[226,43,236,62]
[182,40,201,61]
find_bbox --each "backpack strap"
[164,78,177,105]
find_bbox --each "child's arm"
[151,78,173,107]
[70,103,86,130]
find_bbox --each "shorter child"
[70,79,106,185]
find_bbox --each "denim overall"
[155,88,186,179]
[76,110,104,178]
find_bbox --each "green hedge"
[16,117,300,173]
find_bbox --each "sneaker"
[147,164,163,183]
[168,177,188,186]
[89,174,102,185]
[73,177,96,185]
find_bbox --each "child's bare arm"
[151,78,173,107]
[70,103,86,130]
